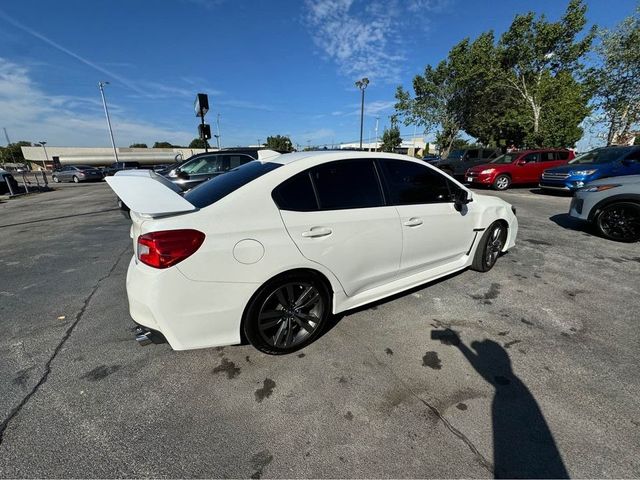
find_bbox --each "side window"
[309,159,384,210]
[625,149,640,161]
[379,159,453,205]
[541,152,556,161]
[183,156,225,174]
[522,153,540,163]
[272,172,318,211]
[229,155,252,169]
[466,149,480,160]
[483,149,498,159]
[556,151,570,160]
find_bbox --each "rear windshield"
[569,147,633,165]
[184,161,282,208]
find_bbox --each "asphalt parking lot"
[1,182,639,478]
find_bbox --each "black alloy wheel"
[596,202,640,242]
[244,273,330,354]
[471,221,507,272]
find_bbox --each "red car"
[465,149,575,190]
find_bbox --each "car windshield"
[490,153,519,164]
[569,148,632,165]
[184,161,282,208]
[446,149,465,160]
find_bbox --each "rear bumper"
[126,256,260,350]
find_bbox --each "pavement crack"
[343,330,494,475]
[0,246,129,446]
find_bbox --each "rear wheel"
[52,176,59,183]
[72,176,79,183]
[493,174,511,191]
[243,272,331,355]
[595,202,640,242]
[471,222,507,272]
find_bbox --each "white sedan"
[107,151,517,355]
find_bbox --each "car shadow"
[529,187,573,197]
[549,213,593,236]
[433,328,569,479]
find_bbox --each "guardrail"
[3,171,51,197]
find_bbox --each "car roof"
[267,150,423,166]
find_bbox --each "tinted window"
[570,147,633,164]
[379,159,453,205]
[625,148,640,161]
[483,149,498,159]
[184,161,282,208]
[228,155,253,169]
[182,156,225,174]
[272,172,318,211]
[541,152,556,161]
[556,151,570,160]
[467,149,480,159]
[522,153,540,163]
[310,159,383,210]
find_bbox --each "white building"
[21,146,213,170]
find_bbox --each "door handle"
[403,217,423,227]
[301,227,333,238]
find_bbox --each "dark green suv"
[436,148,501,178]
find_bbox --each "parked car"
[465,149,574,190]
[436,148,501,177]
[102,161,140,176]
[422,154,441,164]
[106,151,518,354]
[52,165,104,183]
[540,146,640,192]
[569,175,640,242]
[164,152,255,191]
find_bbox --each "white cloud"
[0,58,194,147]
[304,0,451,84]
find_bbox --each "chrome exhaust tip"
[134,326,153,346]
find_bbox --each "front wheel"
[72,176,79,183]
[471,222,507,272]
[595,202,640,242]
[493,174,511,191]
[52,176,59,183]
[243,273,330,355]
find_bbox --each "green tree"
[0,141,32,165]
[587,7,640,145]
[152,141,174,149]
[380,124,402,152]
[265,135,294,152]
[129,143,148,148]
[188,138,208,148]
[497,0,595,146]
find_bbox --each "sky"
[0,0,637,150]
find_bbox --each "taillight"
[137,229,205,269]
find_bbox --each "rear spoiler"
[105,170,196,217]
[257,149,281,161]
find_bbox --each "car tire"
[243,272,331,355]
[493,174,511,191]
[52,176,59,183]
[595,202,640,243]
[471,221,508,272]
[72,176,79,183]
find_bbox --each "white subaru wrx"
[107,151,517,355]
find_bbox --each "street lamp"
[38,141,49,170]
[355,77,369,150]
[98,81,119,162]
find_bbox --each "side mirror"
[515,159,526,166]
[177,170,190,180]
[454,189,472,211]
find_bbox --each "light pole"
[98,81,119,162]
[38,141,49,170]
[215,113,221,149]
[374,116,379,152]
[355,77,369,150]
